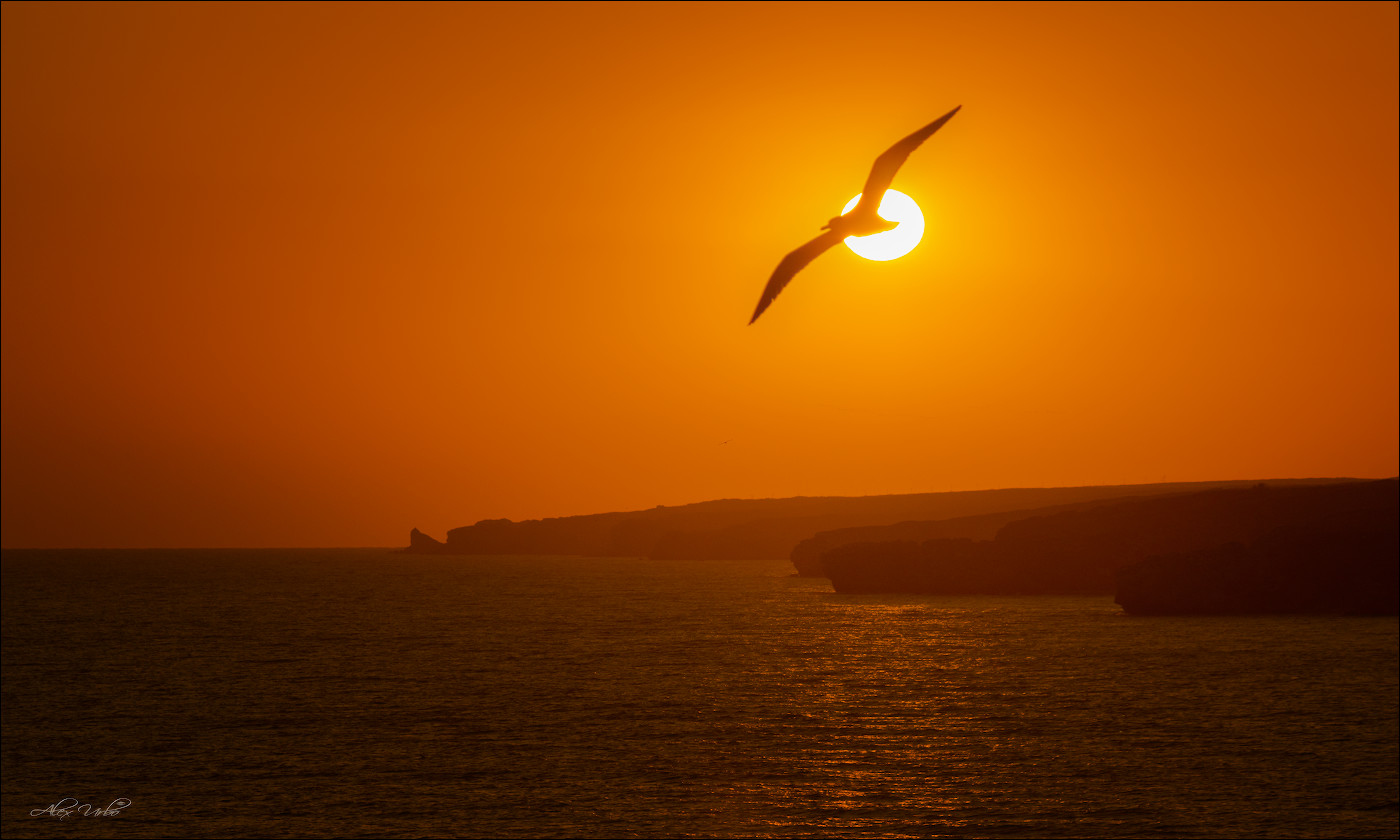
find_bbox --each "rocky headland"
[1115,517,1398,615]
[405,479,1356,564]
[816,478,1397,614]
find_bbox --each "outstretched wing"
[854,105,961,215]
[749,229,845,324]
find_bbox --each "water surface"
[3,549,1396,837]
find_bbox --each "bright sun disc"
[841,189,924,261]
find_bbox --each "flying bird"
[748,105,961,324]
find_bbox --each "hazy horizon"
[3,474,1390,550]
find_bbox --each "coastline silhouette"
[749,105,961,324]
[402,478,1360,562]
[815,479,1398,614]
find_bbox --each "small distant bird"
[749,105,961,324]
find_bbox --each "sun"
[841,189,924,261]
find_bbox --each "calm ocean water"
[2,549,1396,838]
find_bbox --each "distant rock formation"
[408,528,446,552]
[787,491,1241,577]
[792,478,1364,577]
[404,478,1360,562]
[821,479,1398,604]
[1116,525,1399,615]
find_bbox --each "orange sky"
[3,1,1396,548]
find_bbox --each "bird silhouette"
[748,105,961,324]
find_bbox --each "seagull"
[748,105,961,324]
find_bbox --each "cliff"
[405,479,1358,560]
[407,527,445,552]
[1116,520,1399,616]
[821,479,1398,601]
[789,477,1362,576]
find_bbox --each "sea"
[2,549,1396,839]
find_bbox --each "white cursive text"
[29,798,131,819]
